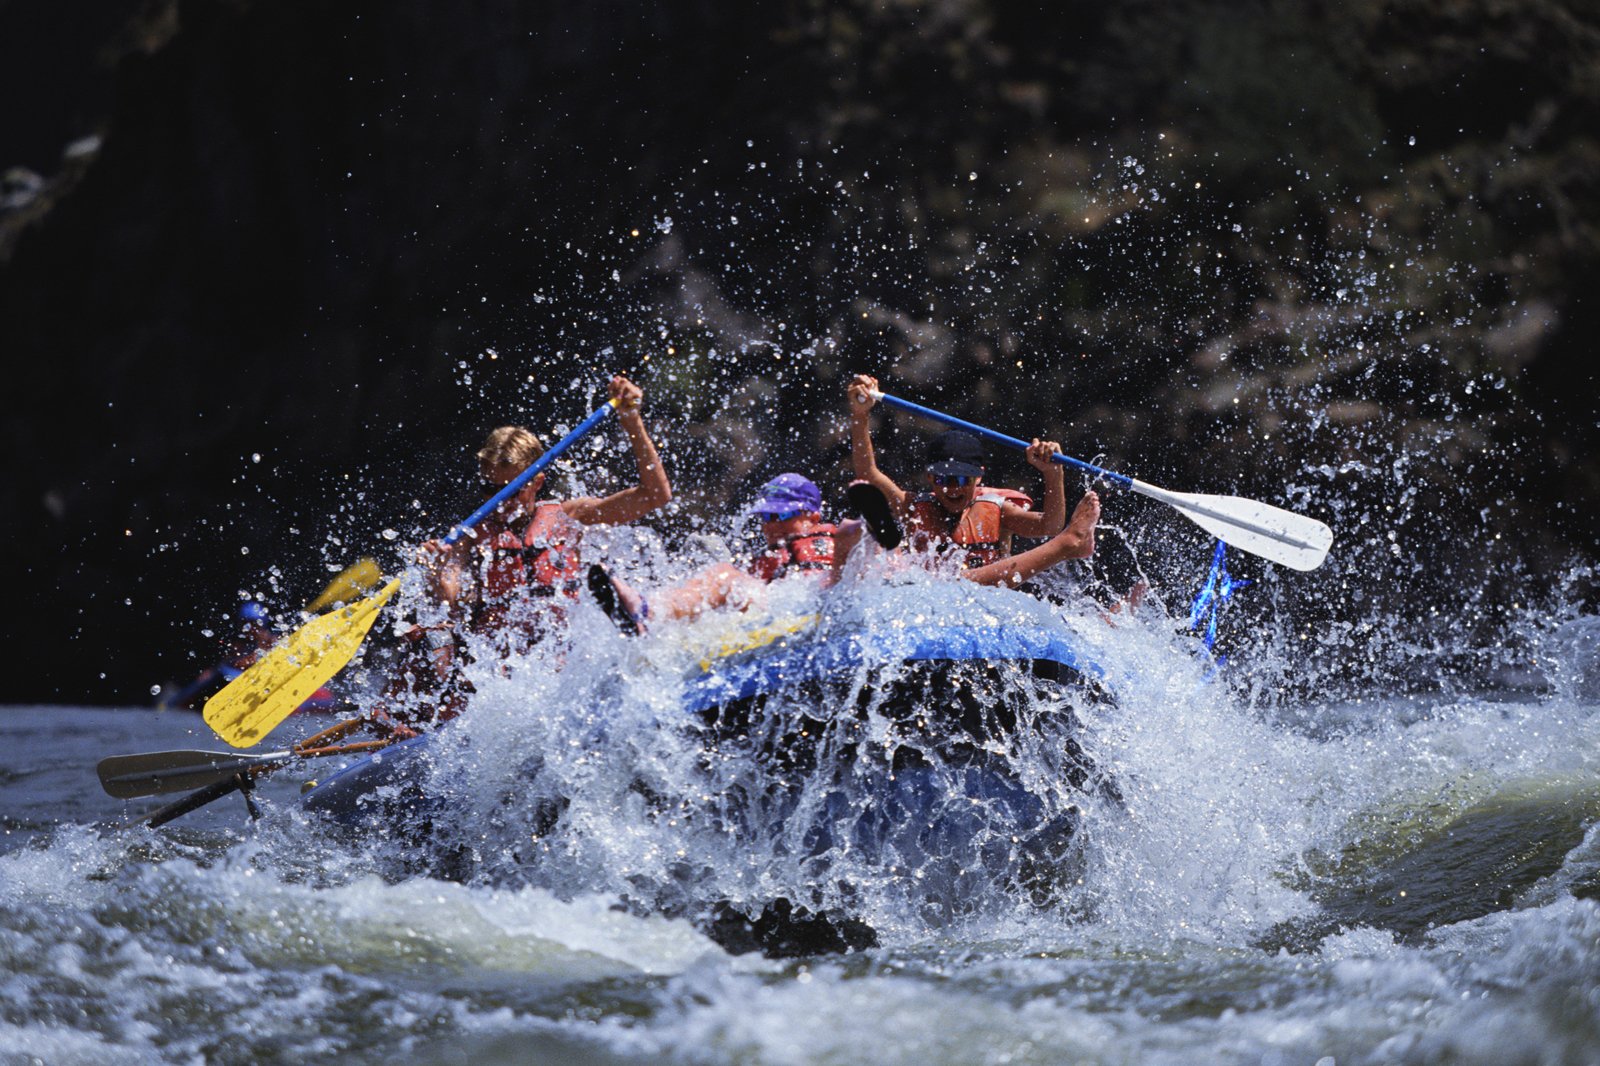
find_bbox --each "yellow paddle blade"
[204,579,401,748]
[304,558,385,614]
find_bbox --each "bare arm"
[1001,438,1068,538]
[846,373,909,515]
[419,538,470,605]
[965,491,1099,587]
[563,375,673,526]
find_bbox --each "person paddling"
[161,602,274,709]
[846,373,1100,587]
[379,375,672,728]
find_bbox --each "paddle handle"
[104,739,399,800]
[180,738,393,779]
[869,391,1132,488]
[141,775,247,829]
[444,399,618,545]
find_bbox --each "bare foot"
[1064,490,1100,558]
[1103,577,1150,625]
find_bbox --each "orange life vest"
[985,487,1033,557]
[479,501,585,600]
[907,492,1014,568]
[751,524,837,582]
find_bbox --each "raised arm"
[563,375,673,526]
[846,374,909,515]
[1001,438,1068,539]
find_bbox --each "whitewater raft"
[301,583,1117,950]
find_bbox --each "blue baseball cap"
[925,430,986,478]
[749,473,822,516]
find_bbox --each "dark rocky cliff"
[2,0,1596,702]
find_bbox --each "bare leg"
[657,563,762,621]
[588,565,648,634]
[828,481,902,585]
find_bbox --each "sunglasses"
[928,473,976,487]
[756,508,805,523]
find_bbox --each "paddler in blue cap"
[846,373,1100,587]
[589,472,899,631]
[164,601,341,713]
[746,473,840,582]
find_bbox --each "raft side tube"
[302,623,1110,826]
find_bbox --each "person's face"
[483,461,544,511]
[758,510,819,546]
[925,470,982,512]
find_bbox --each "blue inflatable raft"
[301,599,1116,954]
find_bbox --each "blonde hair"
[477,425,544,470]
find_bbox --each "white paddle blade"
[1130,481,1333,571]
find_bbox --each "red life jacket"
[373,622,472,730]
[752,524,837,582]
[907,492,1011,568]
[479,501,585,600]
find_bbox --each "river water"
[4,572,1600,1065]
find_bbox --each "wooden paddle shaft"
[295,718,367,752]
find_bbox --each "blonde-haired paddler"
[378,374,671,731]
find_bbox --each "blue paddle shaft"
[873,392,1132,488]
[444,400,617,545]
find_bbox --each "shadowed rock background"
[2,0,1596,704]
